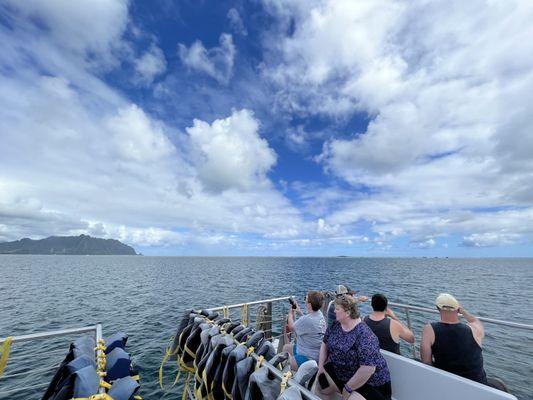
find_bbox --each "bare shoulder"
[422,323,435,339]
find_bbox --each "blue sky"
[1,1,533,256]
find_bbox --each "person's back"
[294,310,326,361]
[431,321,487,384]
[421,293,487,385]
[365,294,414,355]
[364,316,400,354]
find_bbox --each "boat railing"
[387,301,533,359]
[0,324,105,398]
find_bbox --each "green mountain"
[0,234,137,255]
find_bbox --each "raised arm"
[420,323,434,365]
[287,307,295,332]
[459,306,484,344]
[386,307,415,343]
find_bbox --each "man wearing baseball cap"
[326,284,369,328]
[420,293,488,384]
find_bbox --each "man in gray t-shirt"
[283,290,326,370]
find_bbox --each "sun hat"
[436,293,460,311]
[335,284,356,296]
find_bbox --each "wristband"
[344,384,354,394]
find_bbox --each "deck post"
[265,301,273,340]
[404,308,417,359]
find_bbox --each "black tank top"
[364,315,400,354]
[431,322,487,384]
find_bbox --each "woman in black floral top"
[316,295,392,400]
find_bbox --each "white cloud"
[178,33,236,84]
[261,0,533,249]
[3,0,129,67]
[185,109,277,192]
[134,44,167,85]
[227,8,247,36]
[106,104,175,163]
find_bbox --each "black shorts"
[322,362,392,400]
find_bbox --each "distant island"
[0,234,137,255]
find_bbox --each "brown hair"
[334,294,360,319]
[306,290,324,312]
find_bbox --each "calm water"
[1,256,532,399]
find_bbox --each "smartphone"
[318,372,330,389]
[289,296,297,309]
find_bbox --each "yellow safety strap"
[159,336,187,390]
[181,372,192,400]
[71,394,114,400]
[133,396,142,400]
[222,306,230,318]
[222,382,233,400]
[280,371,292,394]
[131,374,140,381]
[246,346,254,357]
[94,345,107,352]
[184,345,197,359]
[100,381,112,390]
[255,355,264,370]
[0,336,13,378]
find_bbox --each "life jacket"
[105,332,128,354]
[51,365,100,400]
[256,341,276,361]
[108,376,141,400]
[106,347,131,381]
[42,336,96,400]
[222,345,247,399]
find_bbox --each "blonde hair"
[334,294,360,319]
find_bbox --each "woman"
[316,295,392,400]
[283,290,326,370]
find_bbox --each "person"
[327,285,369,328]
[317,295,392,400]
[364,293,415,354]
[283,290,326,370]
[420,293,488,384]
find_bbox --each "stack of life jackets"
[42,331,141,400]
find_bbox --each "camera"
[289,296,297,309]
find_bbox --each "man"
[420,293,488,384]
[364,293,415,354]
[326,284,368,328]
[283,290,326,370]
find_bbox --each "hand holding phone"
[289,296,297,309]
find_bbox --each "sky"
[1,0,533,256]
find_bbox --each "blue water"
[0,256,532,399]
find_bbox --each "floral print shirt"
[323,320,391,386]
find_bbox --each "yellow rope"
[280,371,292,393]
[255,355,264,370]
[70,394,114,400]
[0,336,12,378]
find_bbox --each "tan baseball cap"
[436,293,460,311]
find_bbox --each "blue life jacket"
[108,376,141,400]
[106,347,132,381]
[105,332,128,354]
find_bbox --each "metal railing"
[388,301,533,359]
[0,324,103,398]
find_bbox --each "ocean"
[0,256,532,399]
